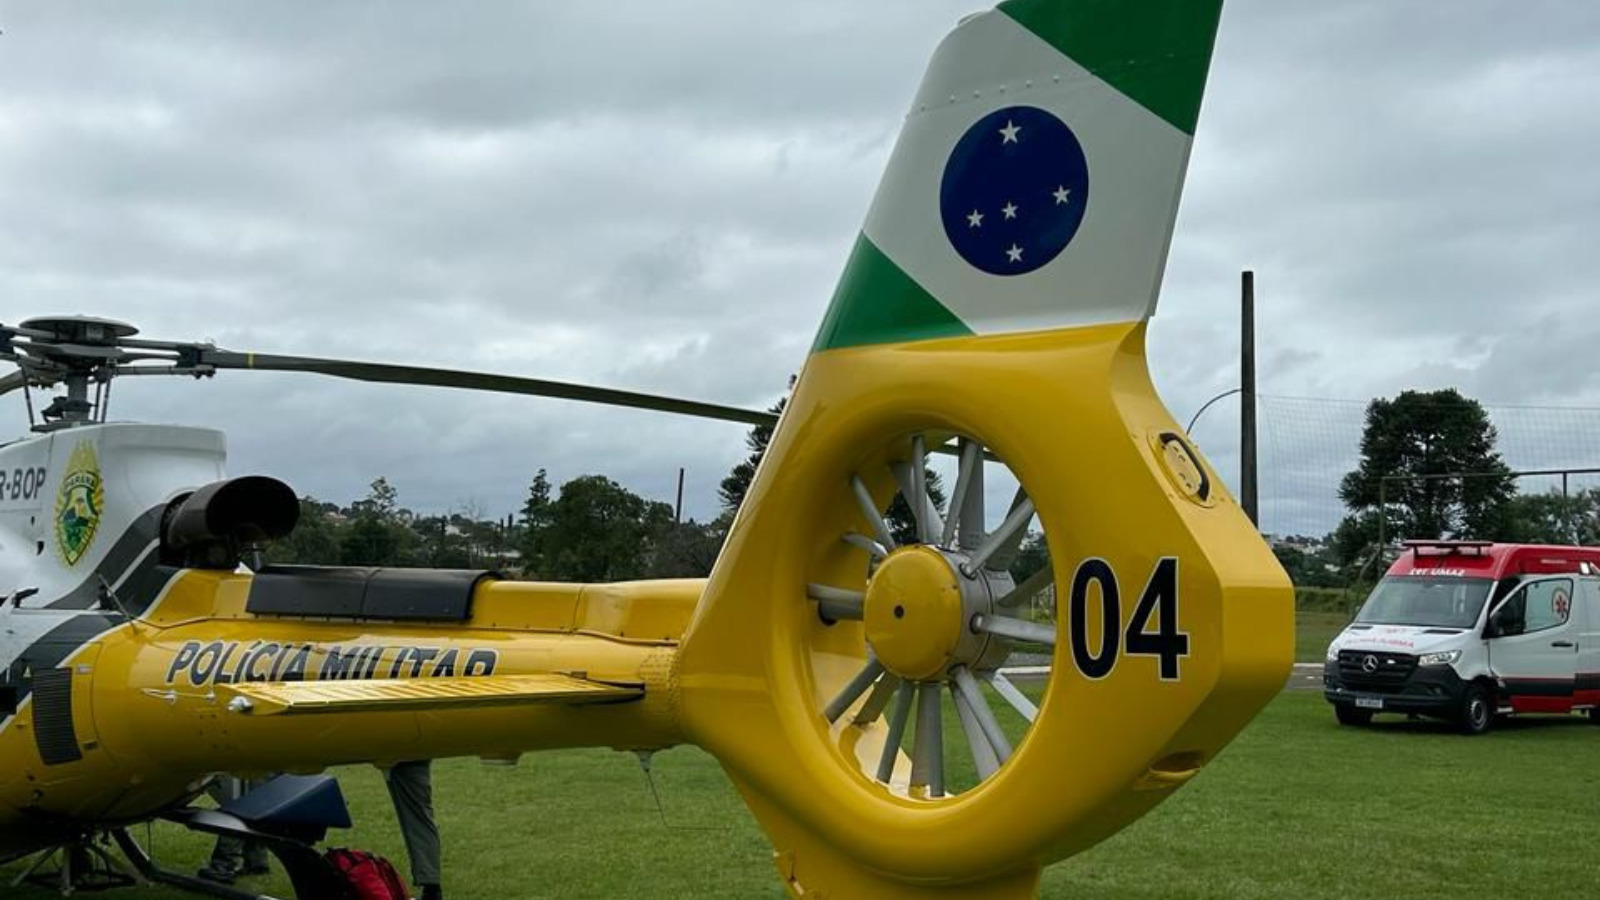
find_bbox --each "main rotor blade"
[199,350,779,427]
[0,370,27,399]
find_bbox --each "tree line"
[265,399,792,579]
[264,393,1050,585]
[267,468,728,581]
[270,385,1587,591]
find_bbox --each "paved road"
[1004,657,1326,692]
[1285,663,1324,691]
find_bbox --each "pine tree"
[718,398,786,516]
[519,469,554,577]
[1335,388,1515,554]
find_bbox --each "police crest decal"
[55,441,105,567]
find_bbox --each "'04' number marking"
[1067,557,1189,681]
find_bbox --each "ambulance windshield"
[1354,576,1495,629]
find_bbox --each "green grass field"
[1295,610,1348,663]
[1295,586,1360,613]
[6,691,1596,900]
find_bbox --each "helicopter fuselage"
[0,569,696,861]
[0,424,694,861]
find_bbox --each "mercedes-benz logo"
[1361,654,1380,674]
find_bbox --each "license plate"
[1354,697,1384,710]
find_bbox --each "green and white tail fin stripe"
[813,0,1223,353]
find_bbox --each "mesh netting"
[1258,395,1600,537]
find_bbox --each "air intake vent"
[32,668,83,765]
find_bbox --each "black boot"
[195,860,238,885]
[418,885,443,900]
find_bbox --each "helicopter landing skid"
[11,833,136,894]
[106,828,281,900]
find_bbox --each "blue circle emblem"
[939,105,1089,276]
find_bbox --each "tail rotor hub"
[863,546,1006,683]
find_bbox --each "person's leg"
[197,777,244,882]
[239,778,272,875]
[383,761,442,896]
[240,842,271,875]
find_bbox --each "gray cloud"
[3,1,1599,533]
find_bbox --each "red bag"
[325,848,411,900]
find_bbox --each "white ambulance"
[1323,541,1600,734]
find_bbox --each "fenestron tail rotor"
[808,431,1048,801]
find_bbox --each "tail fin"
[813,0,1221,352]
[678,4,1292,899]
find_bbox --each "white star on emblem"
[1053,185,1071,205]
[998,120,1021,144]
[1001,201,1018,220]
[1006,244,1023,263]
[967,209,984,228]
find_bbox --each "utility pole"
[1377,478,1386,552]
[1240,271,1259,528]
[675,467,685,524]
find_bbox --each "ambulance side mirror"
[1485,605,1505,638]
[1485,597,1523,640]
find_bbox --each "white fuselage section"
[0,423,226,673]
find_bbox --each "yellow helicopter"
[0,0,1292,897]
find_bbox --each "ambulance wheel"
[1459,684,1493,736]
[1589,706,1599,725]
[1334,705,1372,727]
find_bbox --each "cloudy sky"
[3,1,1598,534]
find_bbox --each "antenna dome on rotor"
[19,316,138,345]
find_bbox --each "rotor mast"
[6,316,140,432]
